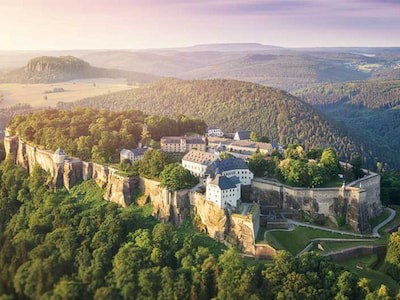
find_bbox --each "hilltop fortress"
[3,134,383,256]
[4,135,259,254]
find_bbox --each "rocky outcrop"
[63,160,83,191]
[3,136,18,162]
[138,177,191,226]
[4,135,135,206]
[229,214,257,254]
[104,173,137,207]
[82,161,93,180]
[92,163,109,188]
[190,192,228,241]
[4,135,259,253]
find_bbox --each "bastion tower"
[53,148,67,164]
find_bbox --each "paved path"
[287,220,372,238]
[372,207,396,236]
[263,222,295,241]
[262,207,397,255]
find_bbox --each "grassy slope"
[265,227,359,255]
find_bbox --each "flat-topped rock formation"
[4,134,259,254]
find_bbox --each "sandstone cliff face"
[3,136,18,162]
[104,173,137,207]
[63,160,83,191]
[190,192,228,241]
[92,163,109,188]
[4,135,258,253]
[138,177,191,226]
[4,136,134,206]
[229,214,256,254]
[82,161,93,180]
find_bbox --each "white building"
[182,150,217,177]
[207,157,254,185]
[160,136,206,153]
[207,126,224,137]
[120,147,148,162]
[206,174,241,208]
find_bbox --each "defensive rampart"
[4,135,259,253]
[251,175,382,233]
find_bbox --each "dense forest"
[7,108,206,163]
[0,56,159,84]
[248,145,363,188]
[295,80,400,170]
[56,78,385,167]
[0,161,394,299]
[295,80,400,109]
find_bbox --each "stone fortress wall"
[4,134,382,252]
[4,135,259,254]
[250,172,382,233]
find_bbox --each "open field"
[0,78,133,108]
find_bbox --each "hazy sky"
[1,0,399,50]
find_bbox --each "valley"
[1,45,400,300]
[0,78,133,108]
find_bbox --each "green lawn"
[314,240,384,253]
[256,226,267,242]
[337,254,399,295]
[265,227,359,255]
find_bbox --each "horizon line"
[1,43,400,53]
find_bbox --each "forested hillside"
[7,108,206,163]
[180,54,369,91]
[0,160,392,299]
[295,80,400,170]
[295,80,400,109]
[58,78,393,168]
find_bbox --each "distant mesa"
[0,55,160,84]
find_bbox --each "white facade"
[220,169,254,185]
[206,176,241,208]
[120,148,147,162]
[207,127,224,137]
[161,136,206,153]
[182,150,217,177]
[182,160,209,177]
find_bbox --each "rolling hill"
[295,80,400,169]
[57,78,396,168]
[2,46,400,91]
[0,56,159,84]
[294,80,400,109]
[80,50,243,76]
[179,54,370,91]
